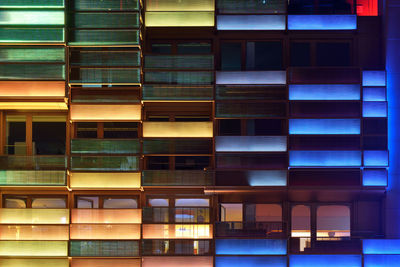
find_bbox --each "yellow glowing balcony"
[70,224,141,240]
[0,101,67,110]
[142,256,213,267]
[0,259,69,267]
[145,12,215,27]
[142,224,213,239]
[0,225,69,240]
[146,0,215,11]
[0,241,68,256]
[0,81,65,98]
[0,209,69,224]
[70,104,141,121]
[72,259,141,267]
[142,122,213,138]
[70,172,141,189]
[71,209,142,224]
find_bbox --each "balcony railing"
[142,170,214,186]
[143,85,213,100]
[143,207,211,223]
[70,156,139,171]
[145,55,214,70]
[0,170,66,186]
[290,237,362,254]
[0,156,66,170]
[71,139,140,154]
[216,221,286,238]
[143,139,212,155]
[142,239,212,256]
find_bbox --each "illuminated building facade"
[0,0,398,266]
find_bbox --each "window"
[291,42,311,67]
[245,204,282,222]
[6,115,26,155]
[246,42,282,70]
[221,42,242,71]
[317,205,350,238]
[288,0,354,14]
[74,122,139,139]
[4,196,67,208]
[316,42,351,67]
[149,199,169,207]
[357,0,378,16]
[177,43,211,54]
[291,205,311,238]
[221,203,243,222]
[175,156,210,170]
[151,44,172,54]
[76,196,138,209]
[147,156,170,170]
[176,199,210,207]
[76,122,97,138]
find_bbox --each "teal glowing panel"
[363,102,387,117]
[0,0,64,8]
[0,64,65,80]
[363,239,400,254]
[216,239,287,255]
[363,87,386,101]
[0,28,65,43]
[216,256,287,267]
[364,255,400,267]
[363,71,386,86]
[288,15,357,30]
[216,136,287,152]
[290,151,362,167]
[290,255,361,267]
[289,119,360,135]
[289,84,360,100]
[217,15,286,30]
[0,11,64,25]
[69,30,139,46]
[0,47,65,63]
[363,169,388,186]
[248,170,287,186]
[364,151,389,167]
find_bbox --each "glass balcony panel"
[0,64,65,80]
[363,71,386,86]
[289,119,360,135]
[216,222,286,238]
[70,49,140,67]
[216,136,287,152]
[69,30,139,46]
[145,71,213,84]
[217,154,288,169]
[216,256,287,267]
[71,139,140,154]
[0,259,68,267]
[289,255,361,267]
[73,13,139,28]
[71,209,141,224]
[70,172,141,188]
[217,85,286,100]
[143,122,213,138]
[216,71,286,85]
[73,0,139,11]
[0,156,66,170]
[0,47,65,63]
[0,81,65,98]
[0,225,69,240]
[69,68,140,84]
[289,84,360,100]
[143,85,213,100]
[0,0,65,8]
[70,224,141,240]
[70,104,141,121]
[216,170,287,186]
[290,102,360,117]
[142,170,214,186]
[289,68,360,84]
[288,15,357,30]
[145,55,214,70]
[142,224,213,239]
[0,11,64,25]
[71,259,141,267]
[217,15,286,30]
[142,257,213,267]
[142,240,211,256]
[143,207,210,223]
[145,0,214,11]
[143,139,212,154]
[0,28,65,43]
[216,239,287,255]
[217,0,286,13]
[0,170,66,186]
[216,103,286,118]
[70,241,139,257]
[363,87,386,101]
[363,102,387,117]
[0,209,69,224]
[289,151,362,167]
[363,169,387,186]
[145,12,215,27]
[0,241,68,256]
[71,156,139,171]
[364,255,400,267]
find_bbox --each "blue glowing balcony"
[364,255,400,267]
[363,239,400,254]
[216,239,287,255]
[216,256,287,267]
[363,71,386,87]
[289,151,362,167]
[215,136,287,152]
[216,170,287,186]
[363,87,386,101]
[364,151,389,167]
[289,119,360,135]
[290,255,361,267]
[217,15,286,30]
[216,71,286,85]
[288,15,357,30]
[362,169,388,186]
[363,102,388,117]
[289,84,360,100]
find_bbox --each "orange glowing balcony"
[71,209,142,224]
[0,240,68,256]
[0,259,69,267]
[70,172,141,189]
[0,209,69,224]
[70,104,141,121]
[142,122,213,138]
[142,224,213,239]
[70,224,141,240]
[0,81,65,98]
[71,259,141,267]
[0,225,69,240]
[142,256,213,267]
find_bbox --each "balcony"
[290,238,362,254]
[70,172,141,189]
[142,170,214,186]
[216,222,286,238]
[142,122,213,138]
[0,156,66,170]
[0,209,69,224]
[143,85,213,100]
[0,170,66,186]
[217,0,286,14]
[143,139,212,155]
[142,239,212,256]
[71,139,140,154]
[145,55,214,70]
[70,156,139,171]
[70,240,139,257]
[142,224,213,239]
[143,207,210,223]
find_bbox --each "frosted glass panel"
[217,15,286,30]
[363,239,400,254]
[363,71,386,86]
[289,84,360,100]
[216,239,287,255]
[71,209,142,224]
[289,119,360,135]
[70,172,141,188]
[70,224,140,240]
[0,209,69,224]
[216,256,286,267]
[0,225,69,240]
[0,259,68,267]
[216,71,286,85]
[145,0,214,11]
[247,170,287,186]
[143,122,213,138]
[288,15,357,30]
[216,136,287,152]
[364,151,389,167]
[290,255,361,267]
[363,102,387,117]
[70,104,141,121]
[142,224,212,239]
[0,241,68,256]
[363,169,388,186]
[289,151,362,167]
[72,259,141,267]
[142,257,213,267]
[0,81,65,98]
[364,255,400,267]
[145,12,215,27]
[363,87,386,101]
[0,11,64,25]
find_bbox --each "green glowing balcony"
[71,139,140,154]
[145,71,213,85]
[143,139,212,155]
[143,85,213,100]
[72,13,139,28]
[217,0,286,14]
[70,49,140,67]
[70,241,139,257]
[73,0,139,11]
[142,170,214,186]
[216,85,286,100]
[0,64,65,80]
[0,47,65,63]
[0,156,66,170]
[0,28,65,43]
[0,11,64,25]
[0,170,66,186]
[71,156,139,171]
[69,68,140,84]
[68,30,140,46]
[0,0,65,8]
[145,55,214,70]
